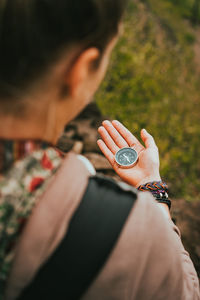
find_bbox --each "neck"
[0,111,48,141]
[0,90,61,144]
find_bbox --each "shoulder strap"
[5,151,90,300]
[18,173,137,300]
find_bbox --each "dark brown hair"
[0,0,128,102]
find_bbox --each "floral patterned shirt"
[0,144,63,297]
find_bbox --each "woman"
[0,0,199,299]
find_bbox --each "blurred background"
[96,0,200,202]
[62,0,200,277]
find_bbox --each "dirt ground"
[58,102,200,278]
[172,199,200,278]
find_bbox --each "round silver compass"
[115,147,138,168]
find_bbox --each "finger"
[98,126,119,154]
[102,120,129,149]
[112,120,144,152]
[141,129,158,149]
[97,139,115,166]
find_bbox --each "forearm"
[157,202,171,218]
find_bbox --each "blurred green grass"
[96,0,200,201]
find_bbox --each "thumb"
[141,129,157,149]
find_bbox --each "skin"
[0,37,118,144]
[97,120,161,188]
[97,120,170,218]
[0,27,170,216]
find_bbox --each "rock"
[76,102,103,122]
[72,141,84,154]
[72,119,100,153]
[84,137,100,153]
[56,135,74,153]
[64,103,107,153]
[84,153,112,170]
[65,128,76,139]
[73,119,93,137]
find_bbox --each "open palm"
[97,120,161,187]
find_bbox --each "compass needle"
[123,154,130,163]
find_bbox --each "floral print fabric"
[0,147,63,297]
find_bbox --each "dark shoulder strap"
[18,175,137,300]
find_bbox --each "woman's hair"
[0,0,128,102]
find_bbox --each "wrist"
[137,180,171,211]
[136,174,161,188]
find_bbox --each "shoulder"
[82,190,185,300]
[78,175,138,222]
[69,174,139,241]
[84,174,138,203]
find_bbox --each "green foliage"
[96,0,200,201]
[167,0,200,24]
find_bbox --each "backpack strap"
[18,175,137,300]
[5,152,90,300]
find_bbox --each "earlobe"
[65,48,100,97]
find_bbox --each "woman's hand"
[97,120,161,188]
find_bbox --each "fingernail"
[112,120,121,126]
[98,126,103,132]
[102,120,109,124]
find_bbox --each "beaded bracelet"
[137,181,171,210]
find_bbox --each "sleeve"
[172,220,200,300]
[82,192,200,300]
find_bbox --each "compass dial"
[115,148,138,168]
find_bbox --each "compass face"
[115,148,138,168]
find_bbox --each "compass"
[115,147,138,168]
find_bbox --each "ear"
[65,47,100,97]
